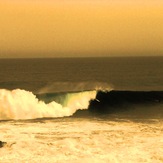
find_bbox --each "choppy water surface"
[0,117,163,162]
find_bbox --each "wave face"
[87,90,163,118]
[0,89,97,120]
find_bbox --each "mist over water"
[38,81,111,94]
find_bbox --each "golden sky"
[0,0,163,57]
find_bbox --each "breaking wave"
[0,89,97,120]
[1,88,163,120]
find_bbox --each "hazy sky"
[0,0,163,58]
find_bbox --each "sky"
[0,0,163,58]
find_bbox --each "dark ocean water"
[0,57,163,162]
[0,56,163,92]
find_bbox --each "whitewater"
[1,117,163,162]
[0,57,163,162]
[0,89,97,120]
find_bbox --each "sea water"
[0,57,163,162]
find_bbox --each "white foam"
[0,89,97,120]
[0,119,162,162]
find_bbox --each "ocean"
[0,57,163,162]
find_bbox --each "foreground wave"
[0,89,163,120]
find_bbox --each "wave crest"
[0,89,97,120]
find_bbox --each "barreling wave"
[0,89,97,120]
